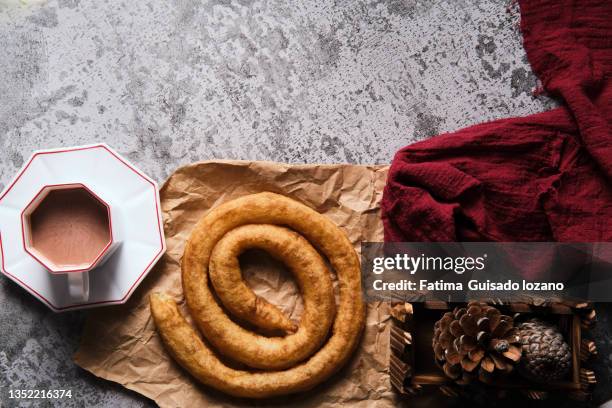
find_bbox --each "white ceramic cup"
[21,183,120,302]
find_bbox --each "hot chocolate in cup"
[21,183,120,302]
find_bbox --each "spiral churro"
[150,192,365,398]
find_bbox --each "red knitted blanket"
[382,0,612,243]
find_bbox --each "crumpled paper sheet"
[73,160,433,407]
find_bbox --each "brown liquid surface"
[29,189,111,267]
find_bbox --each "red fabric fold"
[382,0,612,243]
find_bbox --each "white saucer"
[0,144,166,311]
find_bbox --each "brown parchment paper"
[74,160,436,407]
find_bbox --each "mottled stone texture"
[0,0,609,407]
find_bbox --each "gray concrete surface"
[0,0,609,407]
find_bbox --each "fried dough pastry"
[210,224,335,337]
[150,192,365,398]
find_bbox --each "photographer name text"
[372,279,564,292]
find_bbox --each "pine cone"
[433,301,522,384]
[517,318,571,382]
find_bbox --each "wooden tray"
[389,301,598,401]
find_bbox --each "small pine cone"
[517,318,571,382]
[432,301,522,384]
